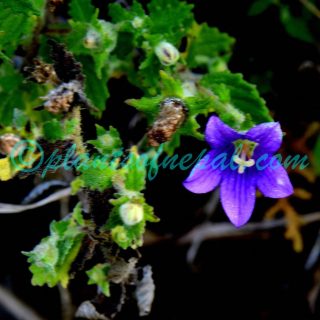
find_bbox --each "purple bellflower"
[183,116,293,227]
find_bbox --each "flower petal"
[257,164,293,198]
[245,122,282,155]
[205,115,241,149]
[183,151,222,193]
[220,170,256,227]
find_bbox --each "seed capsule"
[41,80,81,114]
[0,133,21,157]
[24,59,59,85]
[147,98,187,147]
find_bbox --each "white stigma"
[233,152,255,174]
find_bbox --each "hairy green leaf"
[69,0,95,22]
[23,207,85,288]
[87,264,111,297]
[186,23,235,70]
[88,125,122,155]
[148,0,194,43]
[201,72,272,127]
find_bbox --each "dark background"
[1,0,320,319]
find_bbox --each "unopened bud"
[155,41,180,66]
[111,225,129,244]
[132,17,144,29]
[83,29,100,49]
[119,203,144,226]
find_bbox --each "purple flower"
[183,116,293,227]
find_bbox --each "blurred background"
[1,0,320,319]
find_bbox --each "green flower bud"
[132,17,144,29]
[83,29,100,49]
[119,203,144,226]
[155,41,180,66]
[111,225,129,246]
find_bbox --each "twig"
[308,267,320,313]
[305,228,320,270]
[299,0,320,19]
[0,188,71,213]
[58,285,74,320]
[178,211,320,245]
[202,189,220,218]
[0,285,45,320]
[144,212,320,247]
[22,180,68,204]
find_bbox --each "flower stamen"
[233,154,255,174]
[232,140,257,174]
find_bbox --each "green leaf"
[68,0,95,22]
[280,6,314,43]
[42,119,64,141]
[78,159,117,192]
[201,72,273,127]
[0,63,24,126]
[248,0,274,16]
[71,177,85,195]
[186,23,235,70]
[126,96,163,121]
[143,203,159,223]
[124,151,146,192]
[147,0,194,43]
[109,0,146,27]
[87,264,110,297]
[0,0,43,15]
[67,20,117,78]
[42,118,79,142]
[73,203,85,226]
[159,70,183,97]
[23,213,85,288]
[13,109,29,128]
[81,56,109,113]
[88,125,122,155]
[0,0,45,55]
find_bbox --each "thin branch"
[299,0,320,19]
[0,188,71,213]
[178,211,320,245]
[144,212,320,246]
[0,285,45,320]
[58,285,74,320]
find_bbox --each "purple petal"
[257,164,293,198]
[183,150,221,193]
[220,170,256,227]
[205,115,241,149]
[245,122,282,155]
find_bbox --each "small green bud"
[155,41,180,66]
[119,203,144,226]
[83,29,100,49]
[132,17,144,29]
[111,225,129,244]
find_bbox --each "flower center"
[232,139,258,174]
